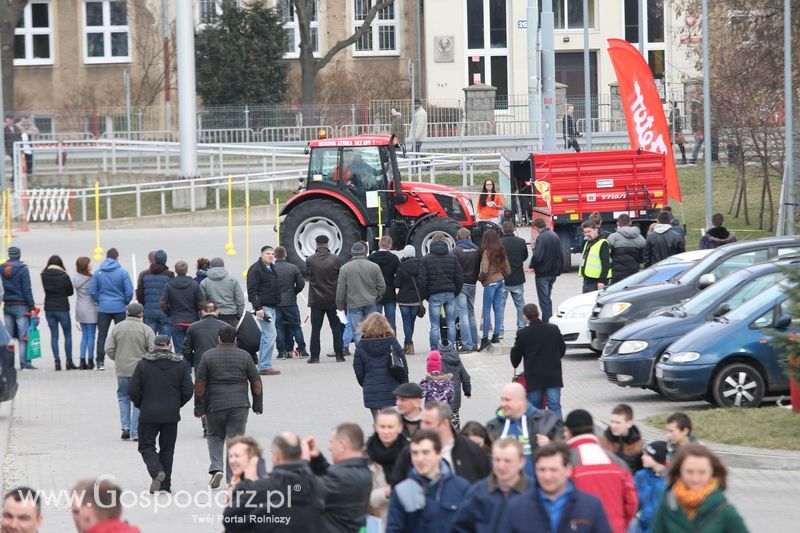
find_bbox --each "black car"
[599,259,797,391]
[588,236,800,351]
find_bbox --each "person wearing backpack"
[437,339,471,431]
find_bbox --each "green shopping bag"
[26,320,42,360]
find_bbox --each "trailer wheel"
[281,199,362,269]
[411,218,463,256]
[556,229,573,273]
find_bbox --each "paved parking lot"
[1,226,798,531]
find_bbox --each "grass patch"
[644,407,800,451]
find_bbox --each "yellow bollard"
[225,175,236,255]
[243,186,250,277]
[92,182,104,261]
[276,198,281,246]
[378,195,383,239]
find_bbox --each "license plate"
[599,360,605,372]
[655,367,664,379]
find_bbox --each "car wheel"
[711,363,765,408]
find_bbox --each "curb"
[0,398,14,493]
[633,421,800,470]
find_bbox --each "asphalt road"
[0,225,797,531]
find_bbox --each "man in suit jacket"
[510,303,567,420]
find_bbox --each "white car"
[551,249,713,351]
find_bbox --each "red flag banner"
[607,38,682,202]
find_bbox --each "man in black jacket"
[195,325,263,489]
[306,235,344,363]
[182,302,226,370]
[528,218,563,322]
[452,228,480,352]
[224,432,327,531]
[510,304,567,419]
[246,246,281,376]
[607,214,645,284]
[644,210,686,266]
[160,261,202,363]
[303,423,372,533]
[369,235,400,333]
[129,334,194,493]
[272,246,307,360]
[500,221,529,337]
[419,236,463,350]
[391,401,490,485]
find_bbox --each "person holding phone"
[477,179,503,225]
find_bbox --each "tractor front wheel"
[281,199,362,269]
[411,217,464,257]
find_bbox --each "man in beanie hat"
[419,350,454,408]
[105,302,155,441]
[633,441,668,532]
[419,234,463,350]
[2,246,36,369]
[336,242,385,348]
[246,246,281,376]
[128,334,193,493]
[136,250,174,335]
[564,409,638,533]
[90,248,134,371]
[306,234,343,363]
[200,257,245,328]
[394,382,424,439]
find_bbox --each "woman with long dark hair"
[477,179,503,225]
[477,230,510,351]
[42,254,75,370]
[394,245,422,355]
[72,256,98,369]
[651,443,748,532]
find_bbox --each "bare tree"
[0,0,28,112]
[292,0,396,102]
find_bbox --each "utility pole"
[702,0,712,230]
[785,0,794,235]
[415,0,422,98]
[0,46,7,191]
[526,0,541,147]
[409,59,415,155]
[176,0,197,177]
[638,0,645,57]
[162,0,172,133]
[541,0,556,151]
[582,0,592,150]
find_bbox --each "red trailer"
[499,149,668,272]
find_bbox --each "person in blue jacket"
[2,247,35,369]
[451,437,534,533]
[631,441,668,533]
[387,429,470,532]
[89,248,133,371]
[499,442,612,533]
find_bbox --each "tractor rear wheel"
[281,199,362,269]
[556,228,574,273]
[411,217,463,256]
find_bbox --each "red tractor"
[279,135,479,267]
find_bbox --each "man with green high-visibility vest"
[578,221,612,293]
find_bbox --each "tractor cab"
[306,136,403,228]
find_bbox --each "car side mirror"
[774,313,792,329]
[711,303,730,318]
[698,273,716,290]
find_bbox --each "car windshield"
[725,284,786,322]
[682,270,784,316]
[604,262,690,295]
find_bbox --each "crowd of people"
[0,202,749,532]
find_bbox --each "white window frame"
[14,0,54,66]
[551,0,596,31]
[464,0,510,111]
[621,0,667,92]
[83,0,131,64]
[352,0,400,57]
[281,0,321,59]
[197,0,242,27]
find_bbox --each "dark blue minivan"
[600,260,797,391]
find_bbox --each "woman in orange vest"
[477,179,503,224]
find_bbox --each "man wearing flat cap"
[335,242,385,351]
[305,234,344,363]
[394,382,424,439]
[129,334,193,493]
[105,302,155,442]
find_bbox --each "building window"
[14,0,53,66]
[84,0,130,63]
[281,0,319,58]
[540,0,595,30]
[624,0,665,83]
[466,0,509,109]
[199,0,219,24]
[353,0,399,56]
